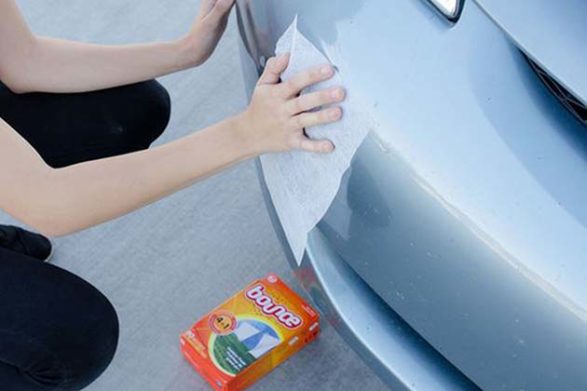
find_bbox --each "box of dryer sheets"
[180,273,320,391]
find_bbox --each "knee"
[110,80,172,152]
[36,283,119,391]
[0,256,120,390]
[61,289,119,390]
[133,80,171,147]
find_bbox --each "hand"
[240,54,346,154]
[181,0,235,67]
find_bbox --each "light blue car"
[236,1,587,390]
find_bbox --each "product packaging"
[180,273,320,390]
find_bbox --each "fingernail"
[330,108,342,119]
[321,66,333,76]
[332,88,344,99]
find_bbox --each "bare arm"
[0,0,234,93]
[0,115,251,236]
[0,56,345,236]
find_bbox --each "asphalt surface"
[1,1,389,390]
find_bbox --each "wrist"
[233,111,265,158]
[175,33,204,70]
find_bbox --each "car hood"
[474,0,587,105]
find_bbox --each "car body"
[235,1,587,390]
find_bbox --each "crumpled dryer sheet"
[260,17,370,264]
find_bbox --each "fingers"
[211,0,235,17]
[199,0,216,15]
[282,65,335,97]
[294,107,342,129]
[258,54,290,85]
[288,87,345,114]
[294,136,335,154]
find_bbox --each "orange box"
[180,273,320,391]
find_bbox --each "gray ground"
[2,1,388,390]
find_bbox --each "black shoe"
[0,225,53,262]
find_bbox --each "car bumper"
[255,159,479,391]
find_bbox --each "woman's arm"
[0,0,234,93]
[0,56,345,236]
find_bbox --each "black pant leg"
[0,80,171,168]
[0,248,119,391]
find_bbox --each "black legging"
[0,80,171,390]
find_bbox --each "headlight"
[428,0,463,21]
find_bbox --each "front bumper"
[255,160,479,391]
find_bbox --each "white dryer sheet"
[260,18,369,264]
